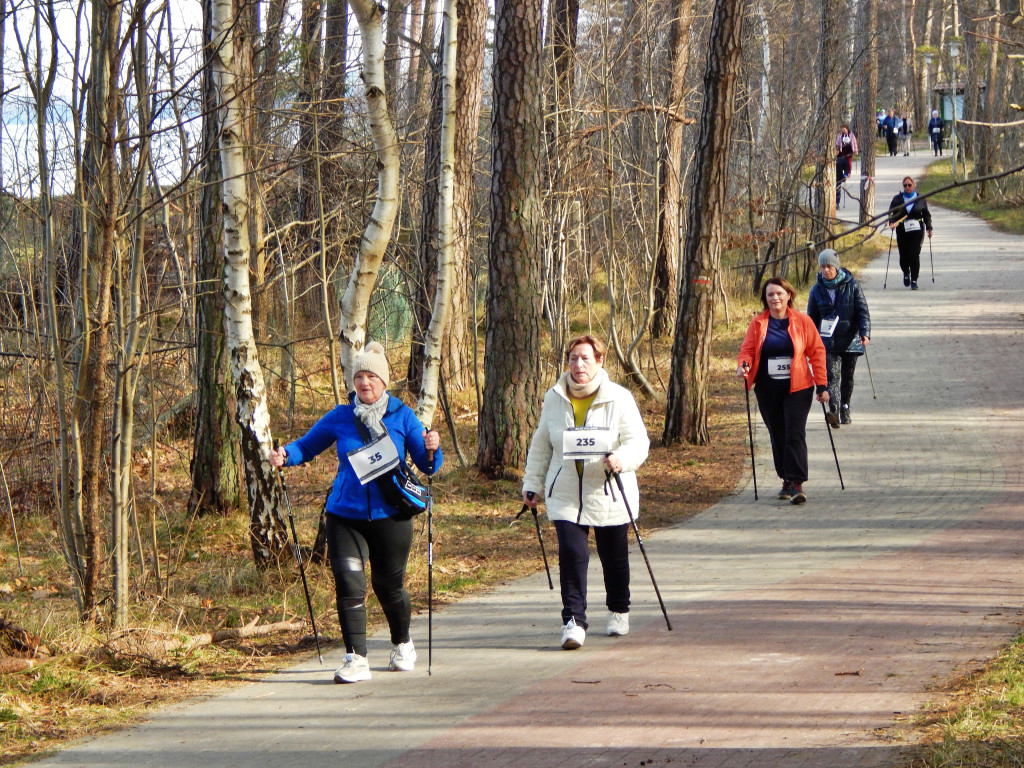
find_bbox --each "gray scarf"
[353,392,390,438]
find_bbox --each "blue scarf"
[902,190,917,213]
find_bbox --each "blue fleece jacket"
[283,396,442,520]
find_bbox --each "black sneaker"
[903,274,911,287]
[778,481,793,500]
[911,281,919,290]
[790,484,807,505]
[840,405,852,425]
[825,410,840,429]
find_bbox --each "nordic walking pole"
[273,440,323,666]
[819,403,845,489]
[741,363,758,500]
[929,234,935,283]
[883,226,895,289]
[516,493,553,589]
[609,470,672,631]
[863,346,877,399]
[427,449,435,676]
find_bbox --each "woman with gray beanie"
[269,341,441,684]
[807,250,871,427]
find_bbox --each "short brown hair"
[564,334,606,365]
[759,277,797,310]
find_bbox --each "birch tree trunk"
[211,0,288,567]
[663,0,745,446]
[339,0,401,391]
[414,0,458,429]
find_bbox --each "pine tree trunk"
[652,0,695,339]
[663,0,745,447]
[190,0,239,518]
[477,0,544,476]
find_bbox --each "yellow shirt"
[570,392,597,476]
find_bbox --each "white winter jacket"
[522,371,650,526]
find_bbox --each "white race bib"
[347,432,400,484]
[819,317,839,338]
[931,126,941,134]
[768,357,793,380]
[903,218,921,232]
[562,426,614,460]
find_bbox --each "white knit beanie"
[353,341,390,387]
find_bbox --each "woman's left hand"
[816,390,830,404]
[423,430,440,453]
[602,452,623,474]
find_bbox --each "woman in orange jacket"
[736,277,829,504]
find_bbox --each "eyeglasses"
[903,183,914,188]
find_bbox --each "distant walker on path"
[888,176,934,290]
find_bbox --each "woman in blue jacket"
[269,342,441,684]
[807,250,871,427]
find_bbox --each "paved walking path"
[31,154,1024,768]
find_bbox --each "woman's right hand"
[522,491,538,508]
[268,446,287,468]
[736,362,750,380]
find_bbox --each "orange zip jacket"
[737,308,828,393]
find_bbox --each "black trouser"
[897,227,925,282]
[825,351,859,413]
[886,133,898,155]
[554,519,630,630]
[931,135,942,155]
[754,381,814,485]
[326,513,413,657]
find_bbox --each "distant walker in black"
[888,176,933,290]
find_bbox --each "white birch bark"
[211,0,287,565]
[339,0,401,392]
[414,0,457,429]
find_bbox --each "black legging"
[553,519,630,630]
[754,382,814,485]
[897,228,925,282]
[325,513,414,657]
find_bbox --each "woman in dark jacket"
[807,250,871,427]
[888,176,933,290]
[269,342,442,684]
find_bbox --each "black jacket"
[888,193,933,235]
[807,268,871,355]
[927,116,945,139]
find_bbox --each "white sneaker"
[389,641,417,672]
[333,653,371,683]
[561,617,585,650]
[606,611,630,637]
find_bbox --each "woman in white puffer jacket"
[522,335,650,650]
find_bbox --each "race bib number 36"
[562,427,614,460]
[348,432,400,484]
